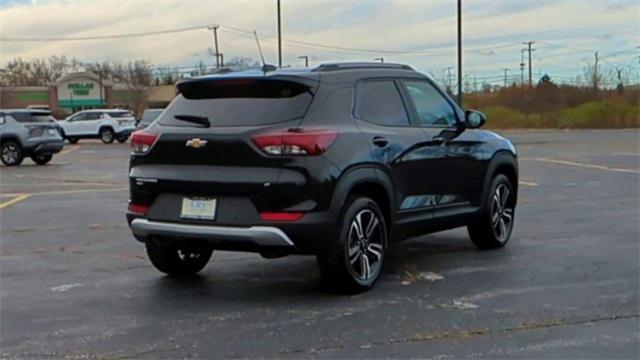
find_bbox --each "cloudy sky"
[1,0,638,85]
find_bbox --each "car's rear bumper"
[116,128,135,137]
[131,218,294,248]
[24,140,64,155]
[127,211,333,255]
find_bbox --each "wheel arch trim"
[480,151,519,209]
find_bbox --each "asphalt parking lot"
[1,129,639,359]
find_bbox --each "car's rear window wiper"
[174,115,211,128]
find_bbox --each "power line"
[0,24,216,41]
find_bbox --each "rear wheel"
[31,153,53,165]
[117,135,129,143]
[1,141,24,166]
[146,243,212,276]
[317,196,387,293]
[67,137,79,144]
[99,128,115,144]
[468,174,515,249]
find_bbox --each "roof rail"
[312,62,414,72]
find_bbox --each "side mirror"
[465,110,486,129]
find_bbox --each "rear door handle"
[373,136,388,147]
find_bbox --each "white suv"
[59,109,137,144]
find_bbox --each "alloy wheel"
[101,130,114,143]
[347,209,384,281]
[491,183,514,242]
[2,144,19,165]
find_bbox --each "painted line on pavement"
[27,187,128,196]
[522,157,640,174]
[519,181,539,186]
[0,193,31,210]
[59,145,80,155]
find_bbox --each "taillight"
[251,128,337,156]
[26,125,45,138]
[259,212,305,221]
[131,131,159,154]
[128,203,150,215]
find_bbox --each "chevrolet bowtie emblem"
[186,138,207,148]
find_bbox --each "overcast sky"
[1,0,638,85]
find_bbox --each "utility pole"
[298,55,309,67]
[503,68,510,87]
[523,41,535,87]
[593,51,599,90]
[520,49,526,86]
[277,0,282,68]
[457,0,462,105]
[374,57,384,63]
[444,66,454,93]
[208,25,220,69]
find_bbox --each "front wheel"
[31,153,53,165]
[146,243,212,277]
[99,128,115,144]
[67,137,79,144]
[1,141,24,166]
[317,196,387,293]
[117,135,129,143]
[468,174,516,249]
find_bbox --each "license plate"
[180,198,217,220]
[48,129,57,135]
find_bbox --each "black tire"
[146,243,212,277]
[31,153,53,165]
[1,141,24,166]
[99,127,115,144]
[317,196,387,293]
[468,174,516,249]
[67,137,79,144]
[117,135,129,143]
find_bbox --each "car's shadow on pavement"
[141,230,509,309]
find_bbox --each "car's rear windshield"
[159,79,313,127]
[7,112,56,123]
[142,110,163,123]
[108,111,132,118]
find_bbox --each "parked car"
[136,108,164,129]
[0,109,64,166]
[59,109,136,144]
[126,63,518,292]
[27,105,51,111]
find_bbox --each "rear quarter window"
[7,113,56,123]
[108,111,132,118]
[159,79,313,127]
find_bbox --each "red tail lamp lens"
[259,212,305,222]
[251,129,337,156]
[131,131,159,154]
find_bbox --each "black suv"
[127,63,518,292]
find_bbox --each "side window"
[355,80,410,126]
[402,81,457,126]
[85,112,102,120]
[70,113,87,122]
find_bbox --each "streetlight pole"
[208,25,220,69]
[277,0,282,68]
[457,0,463,105]
[298,56,309,67]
